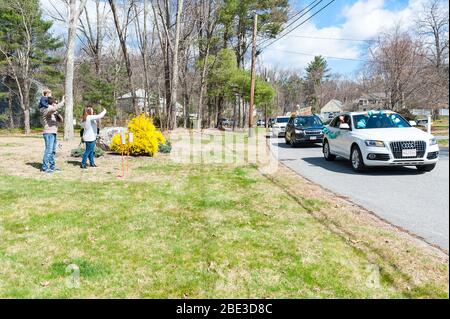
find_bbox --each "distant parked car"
[417,118,429,127]
[268,118,276,128]
[322,111,440,172]
[218,118,230,128]
[285,115,325,147]
[256,119,266,127]
[271,116,290,137]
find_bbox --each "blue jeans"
[82,141,96,166]
[42,133,57,171]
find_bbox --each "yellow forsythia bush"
[111,114,166,157]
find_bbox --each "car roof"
[335,110,397,116]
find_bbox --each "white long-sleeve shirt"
[82,109,107,142]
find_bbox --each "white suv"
[271,116,290,138]
[323,111,440,172]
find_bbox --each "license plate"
[310,136,317,141]
[402,149,417,157]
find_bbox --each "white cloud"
[261,0,430,72]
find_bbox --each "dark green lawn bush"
[158,141,172,154]
[71,144,105,158]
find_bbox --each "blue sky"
[260,0,430,76]
[40,0,439,78]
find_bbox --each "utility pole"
[248,12,258,138]
[264,68,269,129]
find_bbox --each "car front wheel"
[351,145,366,172]
[416,164,436,172]
[323,140,336,161]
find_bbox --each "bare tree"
[78,0,108,75]
[368,26,427,110]
[416,0,449,112]
[196,0,218,129]
[416,0,449,68]
[168,0,184,130]
[64,0,88,140]
[133,0,151,115]
[108,0,139,115]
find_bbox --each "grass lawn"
[0,131,448,298]
[438,139,449,147]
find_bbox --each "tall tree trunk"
[64,0,88,141]
[22,84,30,135]
[109,0,138,115]
[8,88,14,129]
[170,0,184,130]
[197,43,210,130]
[23,108,30,135]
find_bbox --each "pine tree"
[0,0,63,134]
[304,56,330,112]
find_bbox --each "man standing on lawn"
[40,91,65,173]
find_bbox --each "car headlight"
[295,129,304,135]
[273,125,279,129]
[365,140,385,147]
[430,138,438,146]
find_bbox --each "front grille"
[390,141,426,159]
[305,130,323,136]
[427,151,439,160]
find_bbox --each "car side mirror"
[409,121,417,126]
[339,123,350,130]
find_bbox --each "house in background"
[356,93,389,112]
[116,89,183,121]
[411,108,449,117]
[320,100,343,120]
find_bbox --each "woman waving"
[80,107,107,169]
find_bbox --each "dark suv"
[285,115,325,147]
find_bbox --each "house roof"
[359,92,388,101]
[118,89,148,99]
[321,100,343,113]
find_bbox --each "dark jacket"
[39,96,49,109]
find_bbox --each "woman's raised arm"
[87,109,107,121]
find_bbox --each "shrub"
[397,109,417,121]
[71,144,105,158]
[110,114,166,157]
[158,140,172,154]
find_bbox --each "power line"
[258,0,337,52]
[257,0,323,48]
[264,48,366,62]
[283,34,376,43]
[285,0,322,26]
[263,48,430,68]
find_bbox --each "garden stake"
[118,132,127,178]
[126,133,133,174]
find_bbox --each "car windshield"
[353,113,411,129]
[276,117,289,123]
[294,116,323,128]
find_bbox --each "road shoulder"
[263,163,448,297]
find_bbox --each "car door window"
[343,115,352,130]
[329,117,336,127]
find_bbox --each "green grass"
[438,139,449,147]
[0,132,447,298]
[1,162,440,299]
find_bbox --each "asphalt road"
[270,138,449,250]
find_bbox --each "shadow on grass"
[67,160,81,167]
[25,162,42,171]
